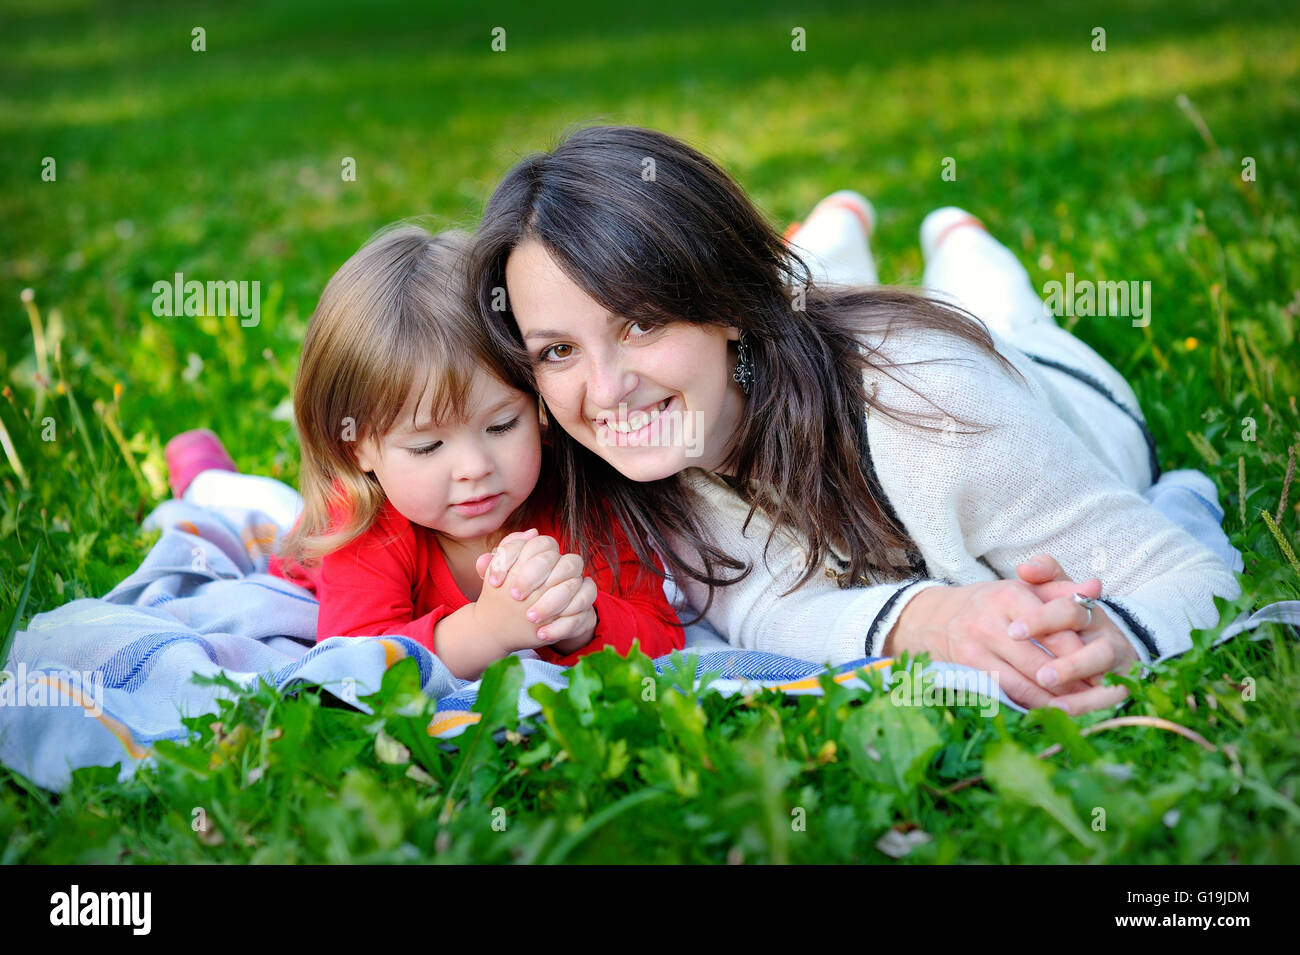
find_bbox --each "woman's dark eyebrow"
[522,312,621,342]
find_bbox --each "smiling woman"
[467,124,1245,714]
[505,238,744,480]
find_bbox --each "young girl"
[174,224,684,681]
[466,124,1243,714]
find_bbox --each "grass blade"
[2,541,40,669]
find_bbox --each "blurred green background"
[3,0,1298,652]
[2,0,1299,865]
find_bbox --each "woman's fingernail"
[1008,621,1028,639]
[1039,667,1059,687]
[526,610,537,622]
[511,588,521,600]
[536,629,549,640]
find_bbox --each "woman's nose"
[587,350,635,410]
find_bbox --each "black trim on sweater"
[866,578,928,657]
[1020,352,1161,486]
[853,405,929,579]
[1099,596,1159,659]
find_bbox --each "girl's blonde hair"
[280,223,535,564]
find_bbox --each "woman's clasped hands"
[887,553,1139,713]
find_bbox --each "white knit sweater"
[668,321,1242,667]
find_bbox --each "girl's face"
[355,370,543,547]
[504,238,747,482]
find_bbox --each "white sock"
[789,191,879,288]
[920,207,1055,338]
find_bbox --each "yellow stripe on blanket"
[376,638,405,669]
[427,711,481,736]
[240,522,281,559]
[774,657,893,692]
[35,675,152,760]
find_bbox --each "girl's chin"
[426,510,511,539]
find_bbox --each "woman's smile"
[594,395,675,445]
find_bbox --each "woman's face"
[505,238,748,482]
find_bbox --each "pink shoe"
[165,429,237,499]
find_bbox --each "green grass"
[1,0,1298,863]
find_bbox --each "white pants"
[182,468,304,534]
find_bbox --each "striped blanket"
[0,498,936,792]
[2,485,1293,793]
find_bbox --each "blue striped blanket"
[0,499,928,792]
[2,485,1293,793]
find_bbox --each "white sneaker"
[786,189,879,287]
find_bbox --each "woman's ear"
[726,325,741,342]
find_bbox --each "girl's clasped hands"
[472,528,600,657]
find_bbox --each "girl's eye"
[538,343,573,362]
[488,416,520,435]
[629,321,656,336]
[407,442,441,456]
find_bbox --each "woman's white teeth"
[606,397,670,433]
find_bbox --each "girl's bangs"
[366,333,479,440]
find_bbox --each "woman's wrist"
[882,584,947,657]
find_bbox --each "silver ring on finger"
[1072,592,1098,628]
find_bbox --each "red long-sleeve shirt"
[269,495,683,667]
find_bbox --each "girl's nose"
[453,442,494,481]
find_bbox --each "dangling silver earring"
[733,330,754,395]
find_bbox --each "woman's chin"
[592,445,688,483]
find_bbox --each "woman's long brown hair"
[467,125,1022,620]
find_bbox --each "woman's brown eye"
[544,344,572,361]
